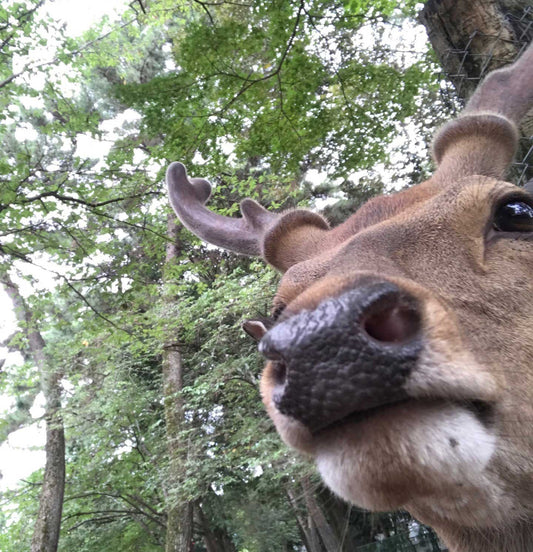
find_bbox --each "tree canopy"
[0,0,464,550]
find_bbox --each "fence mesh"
[354,523,448,552]
[436,4,533,186]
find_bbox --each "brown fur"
[168,42,533,552]
[260,176,533,552]
[256,48,533,549]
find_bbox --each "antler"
[432,41,533,183]
[166,162,331,270]
[167,45,533,270]
[166,162,279,256]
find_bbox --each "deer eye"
[493,200,533,232]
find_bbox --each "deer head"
[167,43,533,552]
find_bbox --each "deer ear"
[261,210,330,272]
[242,320,268,341]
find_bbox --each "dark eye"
[493,201,533,232]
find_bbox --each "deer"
[166,41,533,552]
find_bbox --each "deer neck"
[439,520,533,552]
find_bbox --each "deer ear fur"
[261,210,330,272]
[242,320,268,341]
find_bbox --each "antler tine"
[166,162,279,256]
[432,41,533,183]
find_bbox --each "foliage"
[0,1,449,550]
[117,0,437,182]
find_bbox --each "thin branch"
[0,16,137,91]
[62,278,133,336]
[0,248,134,335]
[66,513,131,532]
[192,0,215,25]
[63,491,166,528]
[63,509,139,521]
[212,0,305,117]
[20,189,161,209]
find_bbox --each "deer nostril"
[362,303,421,344]
[259,340,286,376]
[258,339,288,386]
[271,360,288,409]
[258,339,281,360]
[271,360,287,386]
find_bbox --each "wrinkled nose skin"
[259,282,422,433]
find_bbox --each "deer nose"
[258,281,422,432]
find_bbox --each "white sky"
[0,0,130,494]
[45,0,129,37]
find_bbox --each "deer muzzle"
[259,281,423,433]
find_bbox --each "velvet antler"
[167,43,533,272]
[166,162,279,256]
[166,162,330,269]
[432,42,533,183]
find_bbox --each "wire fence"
[436,4,533,186]
[506,7,532,186]
[354,524,448,552]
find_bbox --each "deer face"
[258,177,533,530]
[166,42,533,548]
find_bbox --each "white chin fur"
[315,402,496,515]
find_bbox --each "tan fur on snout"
[257,175,533,550]
[260,365,315,454]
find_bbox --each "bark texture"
[162,215,194,552]
[196,501,237,552]
[302,477,341,552]
[420,0,533,182]
[2,275,65,552]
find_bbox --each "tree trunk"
[162,215,194,552]
[302,477,341,552]
[196,501,237,552]
[315,489,353,552]
[287,487,322,552]
[2,274,65,552]
[419,0,533,182]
